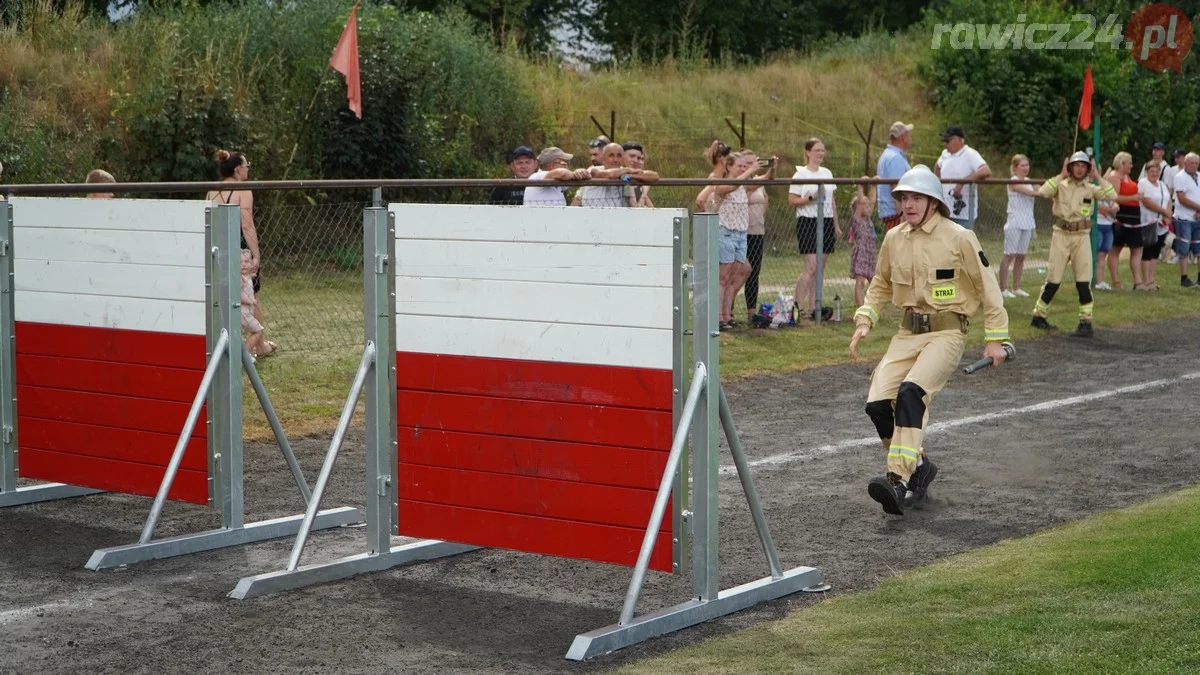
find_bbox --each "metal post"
[967,183,977,231]
[620,364,706,625]
[814,184,825,324]
[372,187,383,208]
[690,213,720,601]
[287,341,377,571]
[242,344,312,504]
[140,331,229,543]
[204,207,217,504]
[671,216,690,574]
[210,204,245,528]
[718,386,783,579]
[363,207,397,554]
[0,203,15,495]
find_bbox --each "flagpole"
[280,1,361,184]
[280,74,335,184]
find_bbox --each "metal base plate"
[567,565,823,661]
[0,483,105,508]
[228,539,479,600]
[85,507,363,570]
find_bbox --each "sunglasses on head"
[589,139,608,149]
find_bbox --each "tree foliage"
[588,0,933,62]
[923,0,1200,170]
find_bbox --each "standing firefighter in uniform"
[849,165,1010,515]
[1031,151,1117,337]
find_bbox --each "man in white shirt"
[523,147,590,207]
[934,126,991,229]
[1164,148,1186,195]
[1171,152,1200,286]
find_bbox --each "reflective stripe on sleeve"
[855,306,879,325]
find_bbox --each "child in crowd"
[241,249,272,360]
[847,176,878,308]
[999,154,1039,298]
[85,169,116,199]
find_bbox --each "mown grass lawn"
[620,486,1200,674]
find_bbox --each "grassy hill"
[516,33,956,178]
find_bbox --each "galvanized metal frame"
[565,212,823,661]
[85,203,360,570]
[671,215,690,572]
[0,200,104,507]
[228,206,474,600]
[230,207,820,663]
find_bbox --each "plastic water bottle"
[834,294,843,322]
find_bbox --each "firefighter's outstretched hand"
[849,324,871,361]
[983,340,1007,368]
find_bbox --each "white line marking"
[720,370,1200,475]
[0,600,77,626]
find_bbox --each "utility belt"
[902,308,969,335]
[1056,219,1091,232]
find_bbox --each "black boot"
[1031,316,1056,330]
[868,472,907,515]
[1073,320,1094,338]
[905,459,938,508]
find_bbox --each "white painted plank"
[395,240,672,288]
[16,291,205,335]
[397,277,671,330]
[14,228,204,268]
[15,259,205,303]
[9,196,209,233]
[389,203,684,248]
[397,315,671,370]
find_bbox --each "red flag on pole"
[330,2,362,119]
[1079,64,1094,130]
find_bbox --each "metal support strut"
[620,363,707,625]
[566,211,822,661]
[85,203,360,571]
[287,341,375,571]
[228,204,474,600]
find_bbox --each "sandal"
[256,341,278,358]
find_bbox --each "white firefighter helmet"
[891,164,950,218]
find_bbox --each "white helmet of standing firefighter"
[891,164,950,218]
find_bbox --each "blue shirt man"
[876,121,913,229]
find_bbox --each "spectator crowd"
[489,124,1200,331]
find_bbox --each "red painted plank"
[15,322,206,370]
[399,464,669,532]
[397,392,671,451]
[399,500,673,571]
[19,447,207,504]
[18,417,207,472]
[17,354,205,403]
[17,385,207,438]
[398,428,667,490]
[396,352,673,411]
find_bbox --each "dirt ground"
[3,316,1199,674]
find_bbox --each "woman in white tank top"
[999,155,1039,298]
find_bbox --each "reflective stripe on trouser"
[1037,228,1094,308]
[865,329,967,480]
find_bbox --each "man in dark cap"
[934,126,990,229]
[1138,141,1170,182]
[488,146,538,205]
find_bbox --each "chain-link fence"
[243,178,1077,356]
[253,201,368,354]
